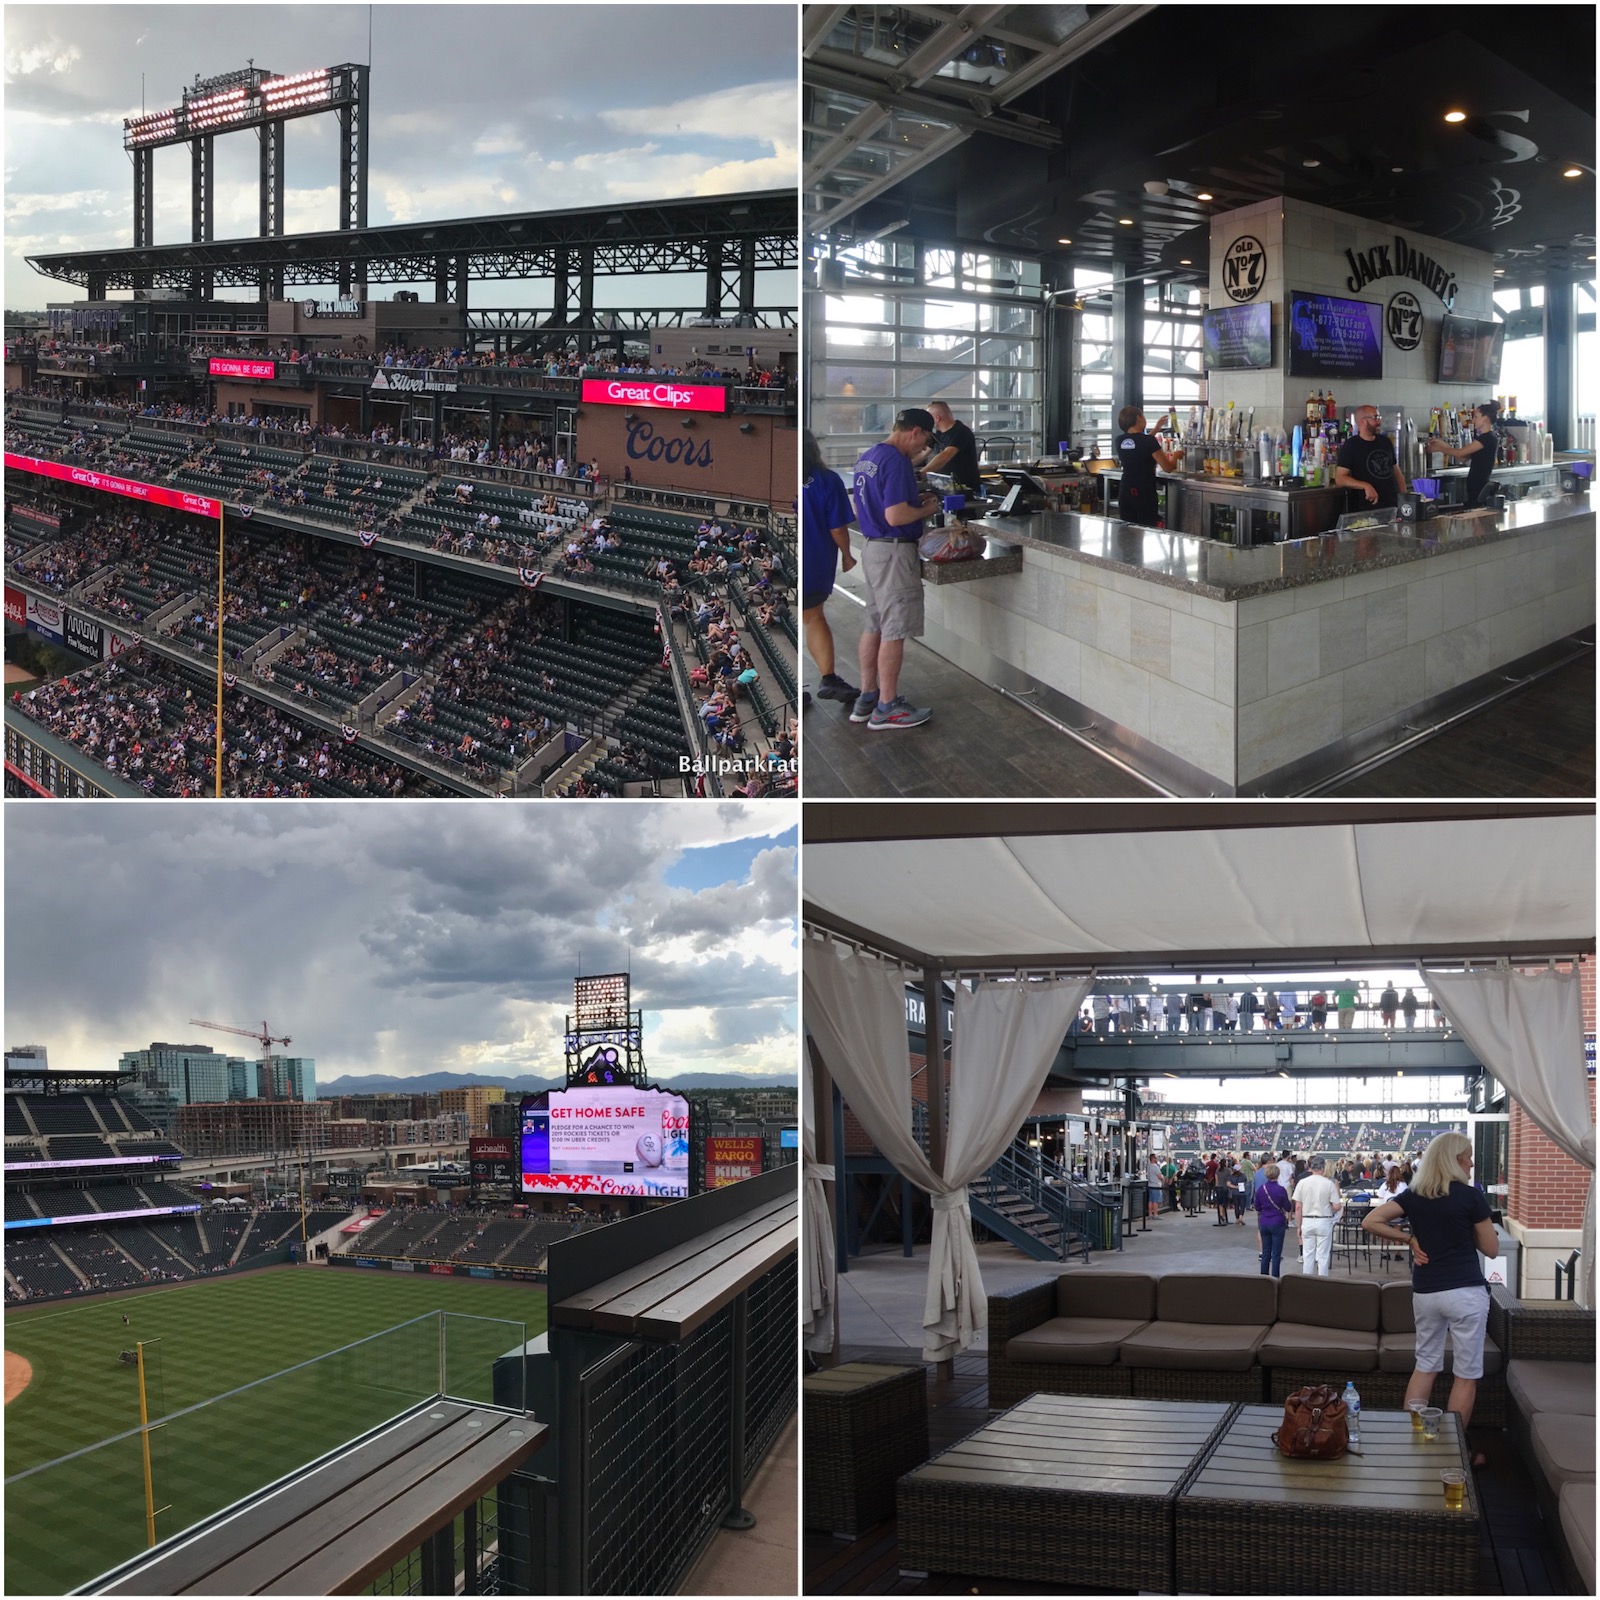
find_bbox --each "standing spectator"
[1278,988,1299,1031]
[1334,978,1360,1031]
[1164,991,1184,1034]
[1091,992,1111,1035]
[1256,1162,1292,1278]
[800,430,859,708]
[1147,1155,1164,1221]
[1310,989,1328,1030]
[1223,990,1240,1033]
[1294,1155,1343,1276]
[1380,981,1400,1029]
[847,408,941,730]
[1263,990,1282,1031]
[1187,984,1207,1033]
[1238,984,1259,1032]
[1402,987,1420,1030]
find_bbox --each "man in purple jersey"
[849,409,941,729]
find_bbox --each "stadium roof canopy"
[803,803,1595,969]
[25,190,798,292]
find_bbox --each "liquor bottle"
[1441,331,1457,379]
[1324,388,1335,423]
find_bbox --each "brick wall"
[1505,955,1594,1230]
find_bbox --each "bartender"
[1427,400,1499,506]
[922,401,982,494]
[1335,404,1408,508]
[1114,407,1184,527]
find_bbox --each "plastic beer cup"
[1419,1406,1443,1440]
[1441,1469,1466,1510]
[1407,1400,1427,1432]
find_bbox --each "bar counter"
[914,493,1593,794]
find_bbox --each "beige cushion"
[1259,1322,1380,1372]
[1056,1272,1156,1323]
[1119,1321,1269,1372]
[1560,1481,1595,1595]
[1156,1273,1277,1326]
[1377,1331,1501,1375]
[1380,1279,1416,1334]
[1005,1315,1149,1367]
[1275,1275,1380,1333]
[1531,1412,1597,1494]
[1508,1359,1598,1418]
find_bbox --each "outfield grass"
[4,1267,548,1595]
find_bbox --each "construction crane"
[190,1018,291,1099]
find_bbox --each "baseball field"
[4,1266,549,1595]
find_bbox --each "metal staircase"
[969,1140,1110,1264]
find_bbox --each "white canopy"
[804,815,1594,964]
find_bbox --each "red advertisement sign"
[3,586,24,627]
[208,356,277,380]
[4,454,221,519]
[706,1136,764,1189]
[580,377,728,414]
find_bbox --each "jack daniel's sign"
[1345,235,1458,308]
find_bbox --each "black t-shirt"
[1395,1182,1493,1294]
[1464,429,1497,504]
[1336,432,1401,508]
[1116,432,1160,520]
[931,420,981,491]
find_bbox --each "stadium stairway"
[48,1239,90,1289]
[104,1231,155,1278]
[968,1138,1096,1265]
[140,1222,197,1273]
[229,1213,257,1266]
[545,659,672,792]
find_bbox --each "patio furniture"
[897,1393,1231,1591]
[1175,1406,1479,1595]
[803,1362,928,1537]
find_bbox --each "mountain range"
[317,1070,795,1096]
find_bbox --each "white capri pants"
[1300,1216,1335,1275]
[1412,1286,1490,1379]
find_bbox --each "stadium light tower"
[123,62,370,299]
[564,974,646,1088]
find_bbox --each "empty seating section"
[405,1217,479,1258]
[25,1097,103,1136]
[43,1135,115,1162]
[8,1144,44,1164]
[62,1184,153,1214]
[592,678,691,793]
[5,1097,33,1137]
[94,1222,189,1274]
[123,1141,184,1158]
[351,1210,449,1256]
[457,1218,527,1260]
[139,1181,200,1208]
[6,1192,41,1221]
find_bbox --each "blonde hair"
[1410,1131,1471,1199]
[1263,1163,1280,1181]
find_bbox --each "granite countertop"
[971,493,1594,601]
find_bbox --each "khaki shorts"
[860,538,925,641]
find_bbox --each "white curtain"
[803,938,1089,1361]
[802,1041,836,1354]
[1423,963,1594,1307]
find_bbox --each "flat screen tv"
[1203,303,1273,371]
[1437,315,1505,385]
[1286,290,1384,380]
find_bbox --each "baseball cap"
[895,408,936,434]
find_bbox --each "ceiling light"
[1303,159,1320,168]
[1179,259,1192,265]
[1119,217,1134,226]
[1563,167,1584,178]
[1444,110,1467,123]
[1391,166,1404,173]
[1494,268,1506,275]
[1057,237,1072,245]
[1197,192,1214,202]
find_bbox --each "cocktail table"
[897,1393,1232,1590]
[1175,1406,1479,1595]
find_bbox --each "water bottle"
[1343,1380,1361,1447]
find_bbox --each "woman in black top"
[1113,407,1184,527]
[1363,1131,1497,1448]
[1428,401,1500,506]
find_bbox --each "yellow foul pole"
[214,505,225,798]
[136,1340,157,1548]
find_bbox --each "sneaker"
[848,691,879,723]
[815,672,859,703]
[868,695,932,730]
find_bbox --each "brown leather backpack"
[1272,1383,1350,1459]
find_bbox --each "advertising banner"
[581,377,728,415]
[470,1136,516,1186]
[4,586,25,628]
[4,453,222,519]
[1286,292,1384,381]
[391,1260,416,1272]
[779,1127,799,1150]
[62,610,103,662]
[11,504,65,537]
[208,357,276,380]
[521,1085,690,1198]
[103,625,138,662]
[706,1136,763,1189]
[429,1262,456,1275]
[26,592,66,642]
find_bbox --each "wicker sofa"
[1492,1287,1595,1595]
[989,1271,1507,1419]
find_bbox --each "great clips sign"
[4,454,221,519]
[581,378,727,415]
[208,356,276,380]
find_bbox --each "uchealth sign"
[581,378,728,415]
[208,356,276,380]
[4,454,221,519]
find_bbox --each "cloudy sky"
[5,802,799,1086]
[4,2,797,309]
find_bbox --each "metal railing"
[976,1142,1105,1260]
